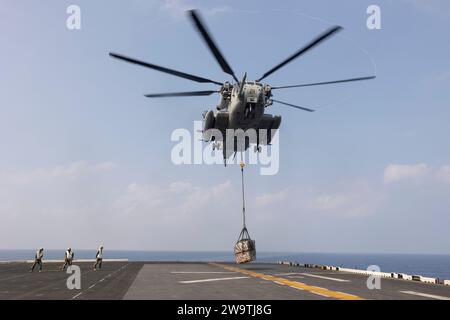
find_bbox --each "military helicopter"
[109,10,375,162]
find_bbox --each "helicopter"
[109,10,375,163]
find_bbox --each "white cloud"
[422,71,450,88]
[169,181,193,193]
[9,161,117,184]
[383,163,430,184]
[383,163,450,185]
[94,161,117,171]
[435,72,450,82]
[311,180,383,217]
[252,180,383,218]
[254,189,288,207]
[402,0,450,15]
[2,160,450,252]
[161,0,231,18]
[114,183,167,216]
[201,6,232,16]
[436,165,450,183]
[313,193,373,217]
[114,180,232,217]
[0,160,236,250]
[314,193,351,210]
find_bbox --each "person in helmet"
[60,248,74,271]
[30,248,44,273]
[93,245,103,270]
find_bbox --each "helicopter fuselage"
[228,81,266,130]
[202,80,281,159]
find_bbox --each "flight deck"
[1,261,449,300]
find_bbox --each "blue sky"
[1,0,450,253]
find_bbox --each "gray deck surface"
[1,261,449,300]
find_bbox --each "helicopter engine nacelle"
[202,110,215,141]
[258,114,281,145]
[271,115,281,130]
[267,115,281,144]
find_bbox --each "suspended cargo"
[234,227,256,264]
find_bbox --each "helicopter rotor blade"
[109,52,223,85]
[272,76,376,89]
[188,10,239,83]
[257,26,342,82]
[144,90,219,98]
[272,99,315,112]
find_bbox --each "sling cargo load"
[234,226,256,264]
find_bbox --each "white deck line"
[179,276,250,284]
[274,273,304,276]
[171,271,234,274]
[300,273,350,282]
[71,263,129,300]
[399,290,450,300]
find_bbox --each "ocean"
[1,250,449,280]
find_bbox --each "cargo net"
[234,227,256,264]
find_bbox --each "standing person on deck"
[93,245,103,271]
[60,248,74,271]
[30,248,44,272]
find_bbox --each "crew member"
[93,245,103,270]
[30,248,44,273]
[61,248,74,271]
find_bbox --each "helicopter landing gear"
[212,141,221,151]
[244,103,255,119]
[254,145,262,153]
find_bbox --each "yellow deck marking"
[212,263,364,300]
